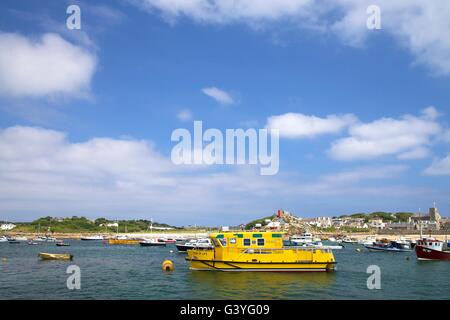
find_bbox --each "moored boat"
[176,238,214,252]
[290,232,314,245]
[415,238,450,261]
[8,236,28,242]
[108,236,140,245]
[365,240,412,252]
[186,231,336,272]
[358,237,376,246]
[56,241,70,247]
[0,236,8,243]
[108,238,140,245]
[33,236,57,242]
[159,238,176,244]
[81,235,104,241]
[342,237,357,244]
[39,252,73,261]
[139,239,166,247]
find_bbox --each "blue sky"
[0,0,449,225]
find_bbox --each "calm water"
[1,240,449,300]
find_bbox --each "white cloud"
[329,108,442,160]
[266,112,357,138]
[0,32,97,98]
[136,0,313,24]
[321,165,407,184]
[0,125,428,224]
[0,126,283,223]
[424,155,450,176]
[134,0,450,75]
[397,147,430,160]
[202,87,235,105]
[176,109,193,121]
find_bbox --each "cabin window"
[271,234,282,238]
[230,238,236,244]
[212,238,221,247]
[257,239,265,246]
[218,238,227,246]
[243,238,251,246]
[252,233,263,238]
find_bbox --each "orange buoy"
[162,259,174,272]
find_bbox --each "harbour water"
[1,240,449,300]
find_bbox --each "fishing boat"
[365,240,412,252]
[415,238,450,260]
[139,239,166,247]
[80,235,104,241]
[39,252,73,261]
[186,231,336,272]
[176,238,214,252]
[56,241,70,247]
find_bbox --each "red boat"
[415,238,450,260]
[161,238,176,244]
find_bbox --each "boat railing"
[237,247,332,254]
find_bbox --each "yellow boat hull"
[187,248,336,272]
[39,253,73,261]
[108,239,140,245]
[188,259,334,272]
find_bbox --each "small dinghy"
[39,252,73,261]
[56,241,70,247]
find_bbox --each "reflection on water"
[188,270,336,299]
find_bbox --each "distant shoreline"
[2,231,449,241]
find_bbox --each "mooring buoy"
[162,259,174,272]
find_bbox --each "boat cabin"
[209,231,284,250]
[417,238,446,251]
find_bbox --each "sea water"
[1,241,449,299]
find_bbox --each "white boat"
[80,235,104,241]
[328,237,337,242]
[291,232,314,245]
[8,236,28,242]
[342,237,357,244]
[358,237,376,246]
[175,238,214,252]
[0,236,8,243]
[290,241,343,250]
[140,238,166,247]
[33,236,57,242]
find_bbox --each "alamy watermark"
[366,265,381,290]
[367,5,381,30]
[66,265,81,290]
[171,121,279,175]
[66,5,81,30]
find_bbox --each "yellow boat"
[108,238,140,245]
[186,231,336,272]
[39,252,73,261]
